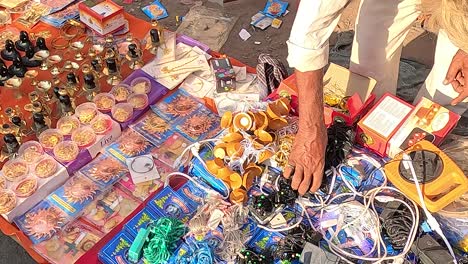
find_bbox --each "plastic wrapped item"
[2,158,29,182]
[436,196,468,252]
[130,111,172,146]
[75,103,98,125]
[440,135,467,175]
[90,114,113,135]
[81,186,139,234]
[33,220,104,264]
[71,126,97,148]
[106,129,155,160]
[15,200,72,244]
[93,93,116,112]
[18,141,44,164]
[47,174,103,218]
[79,152,129,189]
[118,174,163,202]
[56,116,80,136]
[111,103,134,123]
[53,141,79,163]
[111,84,132,102]
[131,77,152,94]
[39,129,64,149]
[151,88,203,124]
[176,6,238,51]
[151,132,191,168]
[142,1,168,20]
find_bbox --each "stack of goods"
[0,6,467,264]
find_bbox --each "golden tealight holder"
[70,41,85,61]
[32,50,50,71]
[4,77,23,99]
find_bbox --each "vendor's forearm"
[295,69,325,131]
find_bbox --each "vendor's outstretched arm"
[283,69,327,194]
[286,0,349,194]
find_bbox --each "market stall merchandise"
[0,1,467,264]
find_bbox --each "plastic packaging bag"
[176,5,238,51]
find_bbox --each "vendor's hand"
[445,49,468,105]
[284,123,327,195]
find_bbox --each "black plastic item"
[15,31,32,52]
[33,112,46,126]
[84,73,96,89]
[0,64,12,86]
[11,116,22,127]
[106,58,117,73]
[35,37,48,52]
[150,29,160,43]
[399,150,443,184]
[380,201,414,250]
[67,73,78,84]
[1,40,20,61]
[59,94,74,114]
[91,59,101,71]
[273,177,298,206]
[411,234,454,264]
[21,45,41,67]
[238,248,272,264]
[53,86,61,98]
[127,44,139,58]
[325,120,355,171]
[8,58,27,77]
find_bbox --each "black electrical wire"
[324,120,355,171]
[382,207,414,250]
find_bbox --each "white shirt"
[287,0,350,72]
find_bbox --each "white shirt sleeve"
[287,0,350,72]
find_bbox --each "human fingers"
[450,79,462,92]
[297,168,312,195]
[444,57,461,85]
[291,165,304,190]
[309,161,325,193]
[456,72,465,88]
[283,161,295,179]
[451,89,468,105]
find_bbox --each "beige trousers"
[349,0,468,114]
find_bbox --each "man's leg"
[415,30,468,115]
[350,0,421,99]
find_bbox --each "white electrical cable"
[403,154,458,264]
[173,138,221,168]
[321,186,420,263]
[165,172,230,200]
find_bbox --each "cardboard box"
[356,94,414,157]
[387,97,460,158]
[78,0,125,36]
[357,95,460,157]
[277,63,377,126]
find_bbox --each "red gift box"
[78,0,126,36]
[357,94,460,157]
